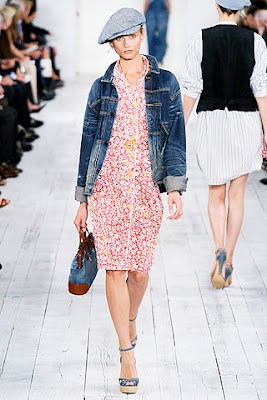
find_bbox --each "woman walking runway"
[182,0,267,289]
[74,8,187,394]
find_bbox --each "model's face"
[110,28,145,60]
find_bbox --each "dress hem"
[204,165,262,186]
[98,267,151,273]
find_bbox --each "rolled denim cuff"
[75,186,88,203]
[163,176,188,194]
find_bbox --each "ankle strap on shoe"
[119,345,135,352]
[226,263,233,271]
[215,248,226,256]
[129,311,138,322]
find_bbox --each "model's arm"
[183,95,197,126]
[163,76,188,220]
[74,81,100,232]
[181,32,203,125]
[256,96,267,157]
[250,34,267,158]
[144,0,149,14]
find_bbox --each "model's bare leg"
[126,271,149,343]
[208,184,227,276]
[106,270,137,386]
[226,174,248,266]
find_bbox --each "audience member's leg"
[145,6,157,60]
[155,6,169,63]
[0,106,18,165]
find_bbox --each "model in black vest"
[182,2,267,289]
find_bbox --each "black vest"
[197,25,258,113]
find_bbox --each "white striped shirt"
[182,23,267,185]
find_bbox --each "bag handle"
[78,229,94,269]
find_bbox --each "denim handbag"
[68,230,98,295]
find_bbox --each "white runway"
[0,79,267,400]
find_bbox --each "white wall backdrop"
[0,0,218,79]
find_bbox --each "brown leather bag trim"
[68,281,89,296]
[78,230,95,269]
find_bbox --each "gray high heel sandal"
[119,344,139,394]
[129,312,138,347]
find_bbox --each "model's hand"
[167,191,183,221]
[74,203,88,232]
[263,132,267,159]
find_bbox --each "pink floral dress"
[88,56,163,273]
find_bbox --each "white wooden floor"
[0,77,267,400]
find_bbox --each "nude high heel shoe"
[224,263,234,288]
[119,345,139,394]
[211,248,227,289]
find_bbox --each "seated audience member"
[238,5,261,30]
[0,0,64,207]
[24,0,64,89]
[255,8,267,43]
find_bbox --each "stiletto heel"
[211,248,227,289]
[119,345,139,394]
[129,312,138,347]
[224,263,234,287]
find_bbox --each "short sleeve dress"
[182,23,267,185]
[88,56,164,273]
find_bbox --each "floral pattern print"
[88,56,163,273]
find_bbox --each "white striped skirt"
[196,109,263,185]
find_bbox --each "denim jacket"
[75,55,188,203]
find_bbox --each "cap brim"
[98,23,145,44]
[216,0,251,10]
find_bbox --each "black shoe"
[25,129,39,142]
[21,140,33,152]
[17,124,27,140]
[29,118,44,129]
[30,103,47,114]
[11,155,22,165]
[40,89,56,101]
[48,79,65,90]
[260,178,267,185]
[27,129,40,139]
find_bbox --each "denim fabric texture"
[146,1,168,63]
[69,240,98,288]
[75,55,187,203]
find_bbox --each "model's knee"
[106,270,126,281]
[228,188,244,206]
[128,271,148,286]
[209,190,225,203]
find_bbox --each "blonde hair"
[0,5,17,22]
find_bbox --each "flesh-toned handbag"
[68,229,98,295]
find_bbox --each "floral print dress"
[88,56,163,273]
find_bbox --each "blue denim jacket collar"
[101,54,160,84]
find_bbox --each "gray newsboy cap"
[98,8,146,44]
[216,0,251,10]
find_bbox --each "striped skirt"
[196,109,263,185]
